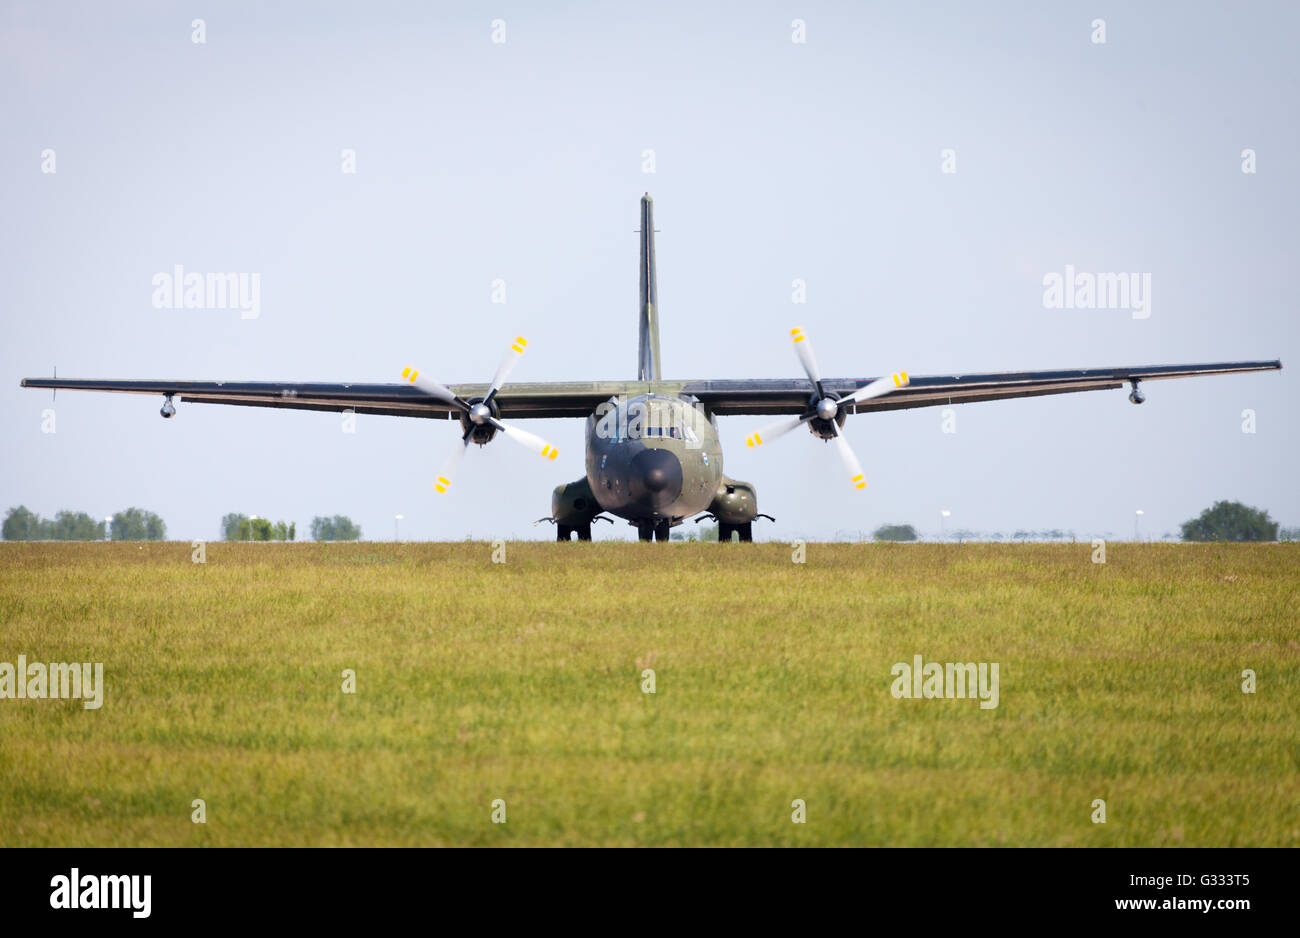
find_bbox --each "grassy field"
[1,541,1297,847]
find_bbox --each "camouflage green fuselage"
[585,393,722,524]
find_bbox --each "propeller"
[745,327,909,490]
[403,335,559,495]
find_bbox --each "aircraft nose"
[630,448,682,506]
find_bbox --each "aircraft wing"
[680,360,1283,416]
[20,360,1282,421]
[17,378,634,420]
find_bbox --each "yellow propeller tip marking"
[900,371,909,383]
[790,328,802,336]
[854,482,867,490]
[548,449,558,460]
[401,367,411,378]
[516,336,527,346]
[511,344,524,354]
[434,484,448,493]
[851,474,864,482]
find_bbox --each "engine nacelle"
[706,476,759,525]
[806,392,847,440]
[457,396,500,445]
[552,476,601,525]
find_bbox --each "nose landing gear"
[637,520,672,542]
[718,521,753,542]
[160,394,176,418]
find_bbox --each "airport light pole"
[940,509,950,541]
[104,516,112,542]
[249,514,258,542]
[394,514,403,542]
[1134,509,1143,543]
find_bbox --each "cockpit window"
[641,425,682,439]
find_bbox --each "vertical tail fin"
[637,193,661,381]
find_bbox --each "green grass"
[1,541,1297,846]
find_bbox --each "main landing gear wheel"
[694,512,772,543]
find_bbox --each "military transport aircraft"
[23,194,1282,542]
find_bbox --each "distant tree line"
[221,513,296,541]
[2,506,165,541]
[4,506,366,542]
[948,530,1093,542]
[219,513,363,541]
[874,524,918,542]
[110,508,167,540]
[872,502,1286,544]
[3,506,103,540]
[1012,529,1073,541]
[1180,501,1277,542]
[310,515,362,541]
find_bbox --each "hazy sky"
[2,1,1296,542]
